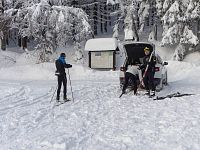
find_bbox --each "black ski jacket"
[55,59,72,76]
[140,55,156,72]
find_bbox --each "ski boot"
[144,90,150,96]
[56,96,60,102]
[149,91,156,98]
[63,97,70,102]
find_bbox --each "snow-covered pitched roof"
[85,38,118,51]
[107,0,119,5]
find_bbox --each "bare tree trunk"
[1,31,6,50]
[154,24,157,40]
[52,33,57,52]
[1,38,6,50]
[132,16,139,41]
[18,36,21,47]
[197,19,200,40]
[104,2,107,32]
[100,3,103,33]
[93,3,98,35]
[22,36,27,50]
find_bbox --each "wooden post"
[113,51,116,71]
[88,52,91,68]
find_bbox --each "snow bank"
[0,63,55,80]
[167,61,200,84]
[184,52,200,65]
[154,40,175,61]
[15,51,39,65]
[1,49,199,84]
[0,59,118,82]
[0,50,19,68]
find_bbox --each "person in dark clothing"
[141,47,157,96]
[55,53,72,101]
[122,61,142,95]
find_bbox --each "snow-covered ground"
[0,50,200,150]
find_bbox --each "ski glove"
[64,64,72,68]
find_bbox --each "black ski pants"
[122,72,137,94]
[143,71,155,91]
[57,75,67,98]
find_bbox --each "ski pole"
[50,85,57,103]
[67,68,74,102]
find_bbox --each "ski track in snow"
[0,79,200,150]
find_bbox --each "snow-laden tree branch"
[8,0,91,62]
[161,0,199,61]
[110,0,150,41]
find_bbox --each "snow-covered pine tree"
[189,0,200,48]
[124,3,139,41]
[161,0,199,61]
[11,0,91,62]
[73,42,84,64]
[113,21,119,39]
[138,0,150,33]
[148,0,158,41]
[156,0,164,16]
[110,0,150,41]
[73,0,118,38]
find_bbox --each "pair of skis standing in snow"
[120,47,156,98]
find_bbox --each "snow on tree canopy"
[162,1,181,25]
[85,38,118,51]
[14,1,91,51]
[58,11,65,23]
[191,4,200,19]
[163,0,173,12]
[161,0,200,61]
[162,26,179,45]
[161,24,198,46]
[180,26,199,45]
[186,0,196,13]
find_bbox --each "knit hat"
[60,53,66,57]
[144,47,150,52]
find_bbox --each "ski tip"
[64,99,71,102]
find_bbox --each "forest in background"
[0,0,200,62]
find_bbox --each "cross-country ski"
[154,92,195,100]
[55,99,71,106]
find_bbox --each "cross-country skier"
[140,47,157,96]
[55,53,72,101]
[122,61,142,95]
